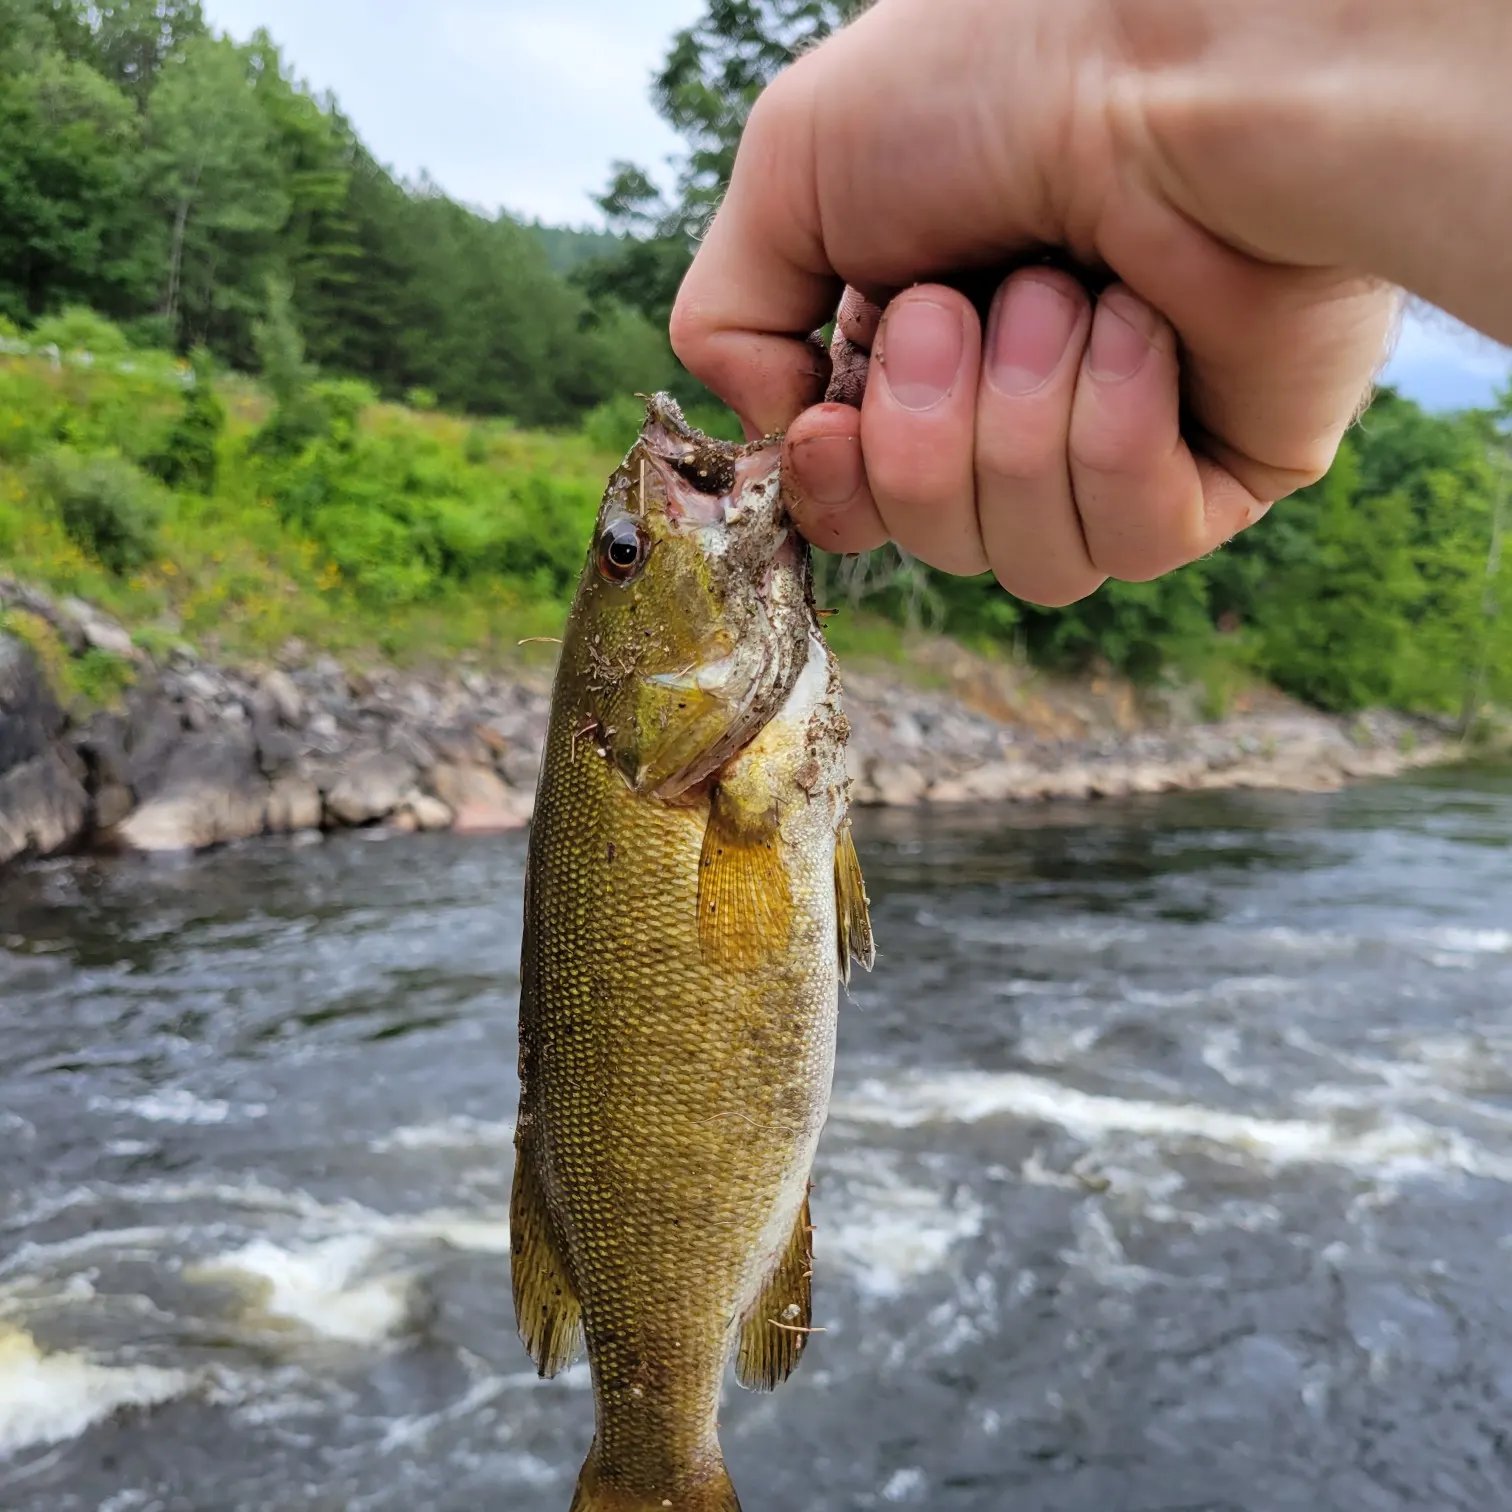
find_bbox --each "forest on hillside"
[1,0,1511,724]
[0,0,674,421]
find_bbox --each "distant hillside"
[528,223,627,276]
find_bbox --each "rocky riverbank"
[0,578,1466,869]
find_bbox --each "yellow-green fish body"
[511,396,873,1512]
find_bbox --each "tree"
[583,0,870,332]
[144,33,287,348]
[60,0,206,104]
[0,36,152,321]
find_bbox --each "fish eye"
[597,517,649,585]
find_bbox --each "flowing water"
[4,767,1512,1511]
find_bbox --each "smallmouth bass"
[511,395,874,1512]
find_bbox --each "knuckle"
[667,293,711,373]
[1069,421,1150,479]
[976,424,1064,487]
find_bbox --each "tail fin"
[569,1442,740,1512]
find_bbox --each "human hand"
[670,0,1404,606]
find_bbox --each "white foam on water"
[832,1070,1512,1183]
[881,1466,927,1502]
[823,1155,984,1300]
[1418,926,1512,955]
[188,1236,414,1346]
[371,1115,513,1153]
[1058,1204,1163,1293]
[88,1089,266,1125]
[0,1324,191,1459]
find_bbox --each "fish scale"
[511,395,873,1512]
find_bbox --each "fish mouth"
[617,395,810,801]
[637,392,787,532]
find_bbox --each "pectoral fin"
[510,1128,582,1378]
[834,822,875,984]
[697,788,792,971]
[735,1195,815,1391]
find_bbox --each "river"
[3,767,1512,1511]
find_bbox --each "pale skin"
[671,0,1512,608]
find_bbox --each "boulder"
[0,751,90,865]
[118,734,268,853]
[325,750,415,827]
[869,760,929,807]
[92,782,134,830]
[0,632,64,772]
[125,687,184,800]
[430,762,531,834]
[0,634,89,863]
[58,598,137,660]
[404,792,455,833]
[266,773,322,834]
[71,710,132,791]
[254,668,305,728]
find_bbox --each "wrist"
[1118,0,1512,331]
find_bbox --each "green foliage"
[147,344,222,491]
[30,304,132,356]
[583,1,869,336]
[260,405,598,608]
[0,605,135,709]
[31,443,164,572]
[70,644,135,705]
[0,7,676,423]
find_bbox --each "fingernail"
[987,277,1079,395]
[790,434,864,510]
[1088,295,1157,383]
[879,299,964,412]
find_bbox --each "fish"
[510,393,875,1512]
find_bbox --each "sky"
[202,0,1510,414]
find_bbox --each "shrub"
[30,307,132,360]
[30,446,164,574]
[147,347,225,494]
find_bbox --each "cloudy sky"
[202,0,1509,413]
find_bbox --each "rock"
[266,773,322,834]
[389,809,419,834]
[404,792,455,833]
[0,634,89,863]
[869,760,929,807]
[72,710,132,791]
[325,750,415,827]
[0,632,65,773]
[125,690,183,798]
[93,782,134,830]
[253,669,304,728]
[498,743,543,789]
[118,735,268,853]
[0,751,90,865]
[252,710,298,777]
[387,726,435,771]
[430,726,493,768]
[929,760,1029,804]
[58,598,136,660]
[430,762,531,833]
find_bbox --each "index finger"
[669,77,844,437]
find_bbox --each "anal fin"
[510,1127,583,1378]
[834,822,875,984]
[698,787,792,971]
[735,1195,815,1391]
